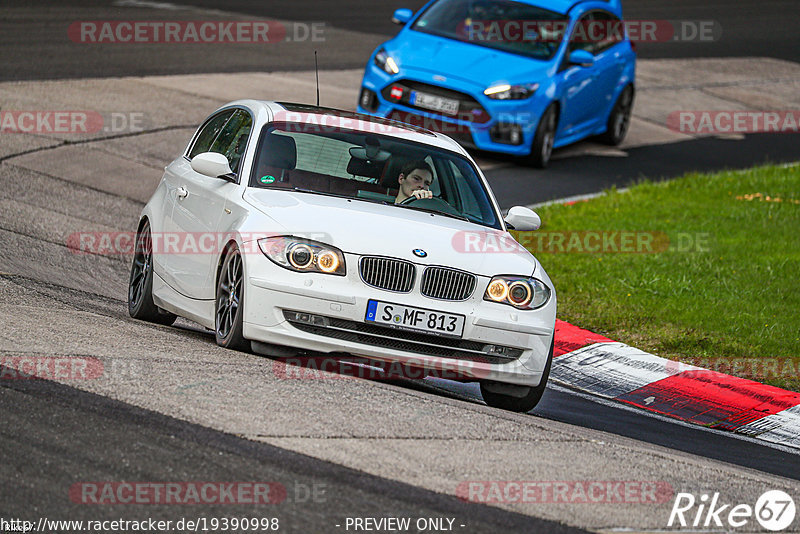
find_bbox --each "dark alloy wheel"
[128,221,177,325]
[215,244,250,351]
[599,85,634,145]
[526,104,558,168]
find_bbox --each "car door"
[588,11,628,119]
[164,108,252,300]
[558,11,617,138]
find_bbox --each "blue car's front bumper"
[358,64,551,157]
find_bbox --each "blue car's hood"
[390,30,554,88]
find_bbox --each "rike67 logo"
[669,490,796,531]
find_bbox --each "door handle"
[177,187,189,200]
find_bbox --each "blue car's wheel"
[600,85,634,146]
[526,104,557,168]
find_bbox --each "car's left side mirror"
[190,152,236,181]
[504,206,541,231]
[568,49,595,68]
[392,8,413,25]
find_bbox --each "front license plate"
[365,300,465,338]
[410,90,460,115]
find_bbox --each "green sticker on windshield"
[260,175,276,184]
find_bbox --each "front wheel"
[128,221,177,325]
[215,244,250,352]
[599,85,633,145]
[480,340,553,412]
[525,104,558,168]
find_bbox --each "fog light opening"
[285,310,329,327]
[490,123,524,145]
[360,88,379,112]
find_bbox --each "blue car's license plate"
[409,90,460,115]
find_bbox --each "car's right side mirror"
[504,206,541,231]
[568,49,595,68]
[392,8,413,25]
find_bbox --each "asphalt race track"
[2,1,800,533]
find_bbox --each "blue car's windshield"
[412,0,567,60]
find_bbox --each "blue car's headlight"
[258,236,346,276]
[484,83,539,100]
[374,48,400,74]
[484,276,550,309]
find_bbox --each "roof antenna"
[314,50,320,107]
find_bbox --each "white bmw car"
[128,100,556,412]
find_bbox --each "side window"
[210,109,253,173]
[591,11,622,54]
[423,155,441,197]
[568,13,595,55]
[188,110,233,159]
[568,11,621,56]
[447,160,481,220]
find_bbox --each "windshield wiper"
[397,204,470,222]
[291,188,394,206]
[291,187,350,199]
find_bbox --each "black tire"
[526,104,558,168]
[480,339,553,413]
[128,221,177,325]
[599,85,634,145]
[215,244,250,351]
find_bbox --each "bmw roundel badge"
[413,249,427,258]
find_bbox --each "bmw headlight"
[484,275,550,309]
[258,236,346,276]
[374,47,400,74]
[484,83,539,100]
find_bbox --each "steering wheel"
[400,194,424,205]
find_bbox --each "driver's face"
[398,169,433,200]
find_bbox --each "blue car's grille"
[381,80,490,124]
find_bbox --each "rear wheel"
[480,340,553,412]
[128,221,177,325]
[599,85,633,145]
[215,244,250,351]
[526,104,558,168]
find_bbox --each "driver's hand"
[411,189,433,200]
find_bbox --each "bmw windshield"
[249,117,503,229]
[411,0,568,60]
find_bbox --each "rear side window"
[188,110,233,159]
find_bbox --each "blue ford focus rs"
[358,0,636,167]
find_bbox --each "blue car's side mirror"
[568,49,595,67]
[392,8,413,25]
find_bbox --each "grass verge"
[523,163,800,391]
